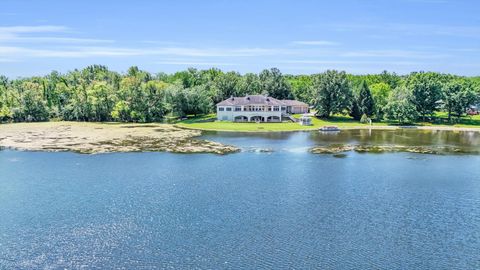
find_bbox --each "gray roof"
[216,95,285,106]
[281,100,308,106]
[217,95,309,107]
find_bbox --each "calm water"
[1,130,480,269]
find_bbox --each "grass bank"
[176,114,480,132]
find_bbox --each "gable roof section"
[216,95,285,106]
[281,100,308,107]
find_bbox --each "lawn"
[176,113,480,132]
[176,114,392,132]
[426,112,480,128]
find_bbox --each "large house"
[216,95,309,122]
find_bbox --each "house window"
[273,106,279,111]
[218,107,224,111]
[235,106,242,111]
[226,107,232,111]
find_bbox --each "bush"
[360,114,370,124]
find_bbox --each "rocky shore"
[310,144,479,155]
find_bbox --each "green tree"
[111,101,130,122]
[171,68,202,88]
[370,82,392,118]
[443,80,478,121]
[407,72,443,121]
[185,85,212,116]
[14,81,49,122]
[259,68,292,99]
[312,70,352,118]
[384,86,418,124]
[143,80,169,121]
[87,82,116,121]
[351,80,374,120]
[288,75,314,104]
[237,73,261,96]
[212,71,241,103]
[165,83,188,117]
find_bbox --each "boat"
[319,126,340,132]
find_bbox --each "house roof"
[216,95,285,106]
[216,95,309,107]
[281,100,308,107]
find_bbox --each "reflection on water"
[202,129,480,153]
[1,130,480,269]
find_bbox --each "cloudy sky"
[1,0,479,77]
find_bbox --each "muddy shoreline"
[0,122,239,154]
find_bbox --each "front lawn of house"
[175,113,480,132]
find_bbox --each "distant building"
[216,95,309,122]
[281,100,310,114]
[467,105,478,115]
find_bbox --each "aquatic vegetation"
[0,122,239,154]
[310,144,480,155]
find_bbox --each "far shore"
[1,121,479,155]
[176,122,480,133]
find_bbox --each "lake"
[1,129,480,269]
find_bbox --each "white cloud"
[0,25,68,34]
[340,49,450,59]
[282,59,422,66]
[155,61,235,66]
[325,22,480,38]
[0,58,16,62]
[292,40,339,46]
[0,24,472,76]
[0,45,291,59]
[0,25,113,44]
[1,37,115,44]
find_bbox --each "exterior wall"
[217,106,282,122]
[290,106,308,114]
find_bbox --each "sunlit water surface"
[1,130,479,269]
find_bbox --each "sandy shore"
[0,122,238,154]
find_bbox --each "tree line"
[0,65,479,124]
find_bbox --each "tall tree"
[312,70,352,118]
[259,68,292,99]
[87,82,116,121]
[14,81,49,122]
[237,73,261,96]
[370,82,392,118]
[443,80,478,121]
[212,71,241,103]
[287,75,314,104]
[407,72,443,121]
[351,80,375,120]
[384,86,418,124]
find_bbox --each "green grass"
[428,112,480,128]
[177,114,391,132]
[175,113,480,132]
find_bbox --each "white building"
[216,95,309,122]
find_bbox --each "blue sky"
[1,0,479,77]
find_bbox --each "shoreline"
[1,121,479,155]
[0,122,238,154]
[175,123,480,133]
